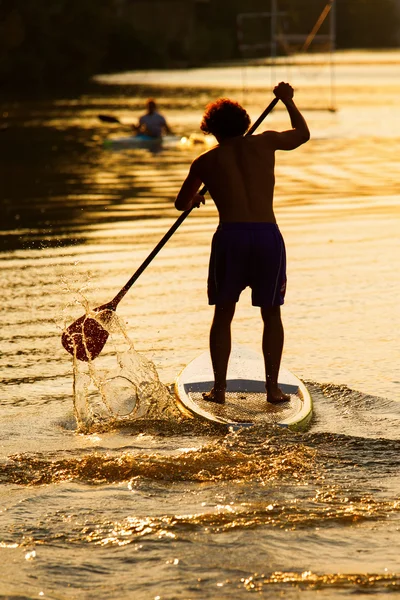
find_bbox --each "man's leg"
[203,302,236,404]
[261,306,290,404]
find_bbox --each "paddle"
[62,97,280,362]
[98,114,139,131]
[98,114,123,124]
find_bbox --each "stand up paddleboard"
[175,345,312,430]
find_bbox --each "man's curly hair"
[200,99,250,139]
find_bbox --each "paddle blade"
[98,114,121,124]
[61,309,114,362]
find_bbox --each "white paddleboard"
[175,345,312,430]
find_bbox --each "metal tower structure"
[237,0,337,111]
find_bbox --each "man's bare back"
[191,134,276,222]
[176,91,309,220]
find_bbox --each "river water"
[1,51,399,598]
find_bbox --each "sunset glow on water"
[0,51,399,598]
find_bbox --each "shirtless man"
[175,82,310,404]
[135,98,172,138]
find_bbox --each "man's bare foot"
[202,387,226,404]
[267,385,291,404]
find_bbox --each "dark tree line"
[0,0,113,90]
[0,0,398,91]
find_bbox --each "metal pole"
[270,0,277,85]
[329,0,336,111]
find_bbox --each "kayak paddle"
[98,114,123,124]
[62,97,279,362]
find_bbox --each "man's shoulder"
[142,112,165,121]
[253,130,278,141]
[154,111,166,122]
[244,131,279,150]
[195,144,219,160]
[191,145,218,172]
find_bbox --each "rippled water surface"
[1,51,400,599]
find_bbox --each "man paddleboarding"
[134,98,172,138]
[175,82,310,405]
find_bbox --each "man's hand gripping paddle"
[62,97,279,362]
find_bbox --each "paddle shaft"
[109,96,280,309]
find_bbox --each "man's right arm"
[133,115,144,134]
[271,82,310,150]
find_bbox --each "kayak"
[103,134,177,149]
[103,133,214,150]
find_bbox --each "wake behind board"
[175,345,312,430]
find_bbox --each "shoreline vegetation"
[0,49,399,103]
[0,48,400,105]
[0,0,399,93]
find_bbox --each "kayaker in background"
[134,98,172,138]
[175,82,310,405]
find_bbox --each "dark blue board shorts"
[207,222,287,307]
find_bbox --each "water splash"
[68,308,180,431]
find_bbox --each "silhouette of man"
[175,82,310,405]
